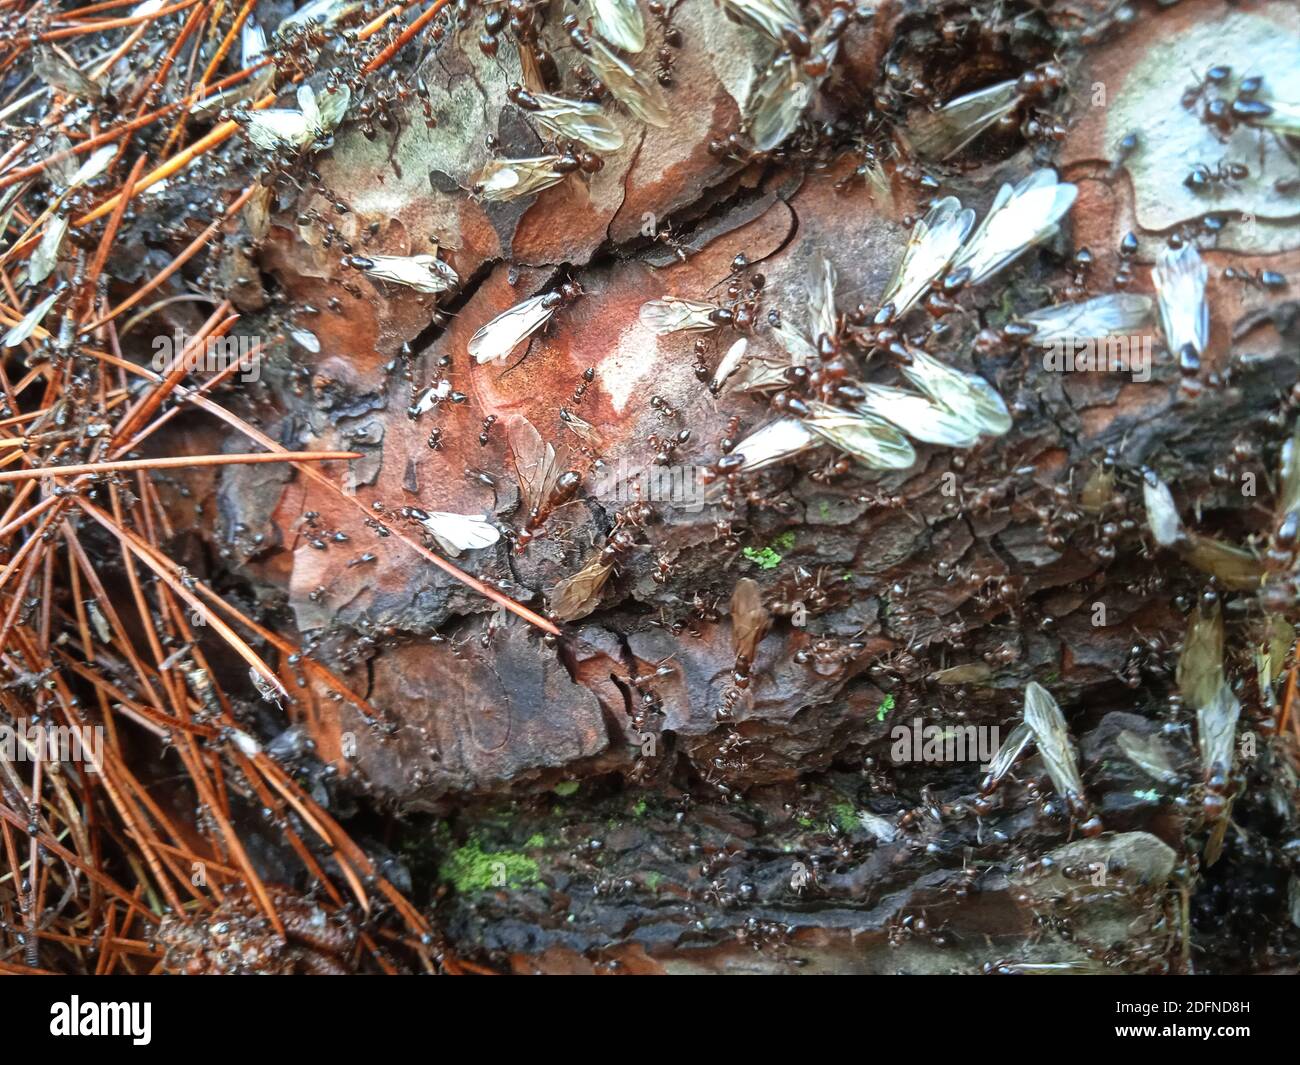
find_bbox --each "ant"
[1184,160,1249,193]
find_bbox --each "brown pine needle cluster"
[0,0,495,976]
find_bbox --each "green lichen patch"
[438,837,540,893]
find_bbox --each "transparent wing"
[730,353,793,393]
[362,254,457,294]
[804,402,917,470]
[469,294,557,363]
[583,36,670,127]
[857,384,982,448]
[28,214,68,286]
[589,0,647,53]
[34,49,103,100]
[67,145,117,188]
[720,0,804,41]
[952,169,1077,286]
[242,18,267,65]
[907,80,1019,161]
[1142,471,1184,547]
[1253,96,1300,135]
[809,254,838,346]
[769,316,817,366]
[297,84,321,130]
[880,196,975,316]
[412,379,450,414]
[421,512,501,555]
[559,407,605,450]
[1197,680,1240,780]
[983,720,1032,788]
[1022,682,1085,803]
[550,552,616,621]
[639,296,717,334]
[3,290,60,348]
[1182,533,1263,590]
[1279,419,1300,519]
[1117,730,1179,785]
[1177,602,1224,713]
[508,415,567,516]
[899,349,1011,437]
[731,577,770,662]
[531,92,625,152]
[474,156,568,201]
[1153,242,1209,357]
[312,83,351,134]
[1020,293,1153,343]
[243,107,312,150]
[733,417,819,472]
[711,338,749,392]
[277,0,357,32]
[746,52,822,152]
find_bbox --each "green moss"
[644,871,663,891]
[438,837,539,893]
[524,833,546,848]
[743,531,798,570]
[553,780,580,796]
[632,799,647,818]
[876,693,896,721]
[743,546,783,570]
[829,802,858,833]
[797,816,814,828]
